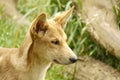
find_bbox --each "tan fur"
[0,7,77,80]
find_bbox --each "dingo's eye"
[51,40,59,45]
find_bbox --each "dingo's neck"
[25,47,51,80]
[19,52,51,80]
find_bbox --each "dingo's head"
[29,7,77,65]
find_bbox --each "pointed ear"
[53,7,74,29]
[31,13,47,37]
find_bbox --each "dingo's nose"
[69,57,77,63]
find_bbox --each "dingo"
[0,7,77,80]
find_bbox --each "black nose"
[69,58,77,63]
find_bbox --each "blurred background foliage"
[0,0,120,80]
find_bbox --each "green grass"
[1,0,120,80]
[0,13,27,48]
[46,64,73,80]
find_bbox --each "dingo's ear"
[18,13,47,67]
[31,13,47,37]
[54,7,74,29]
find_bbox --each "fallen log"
[64,57,120,80]
[76,0,120,58]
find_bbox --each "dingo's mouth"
[53,59,60,64]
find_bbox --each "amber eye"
[51,40,59,45]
